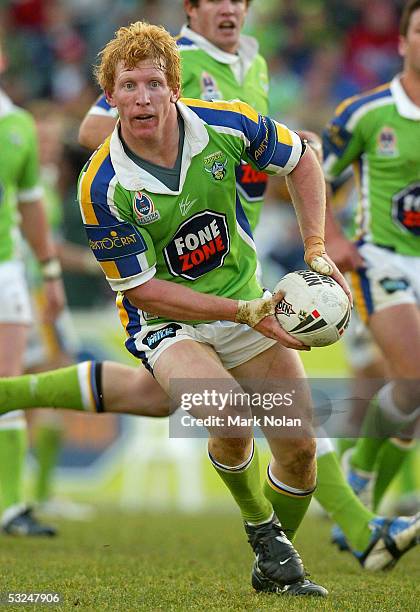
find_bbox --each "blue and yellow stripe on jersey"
[183,98,296,171]
[79,139,147,283]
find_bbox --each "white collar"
[110,101,209,194]
[0,89,16,118]
[390,75,420,120]
[179,25,258,70]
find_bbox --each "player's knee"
[209,437,252,465]
[282,438,316,476]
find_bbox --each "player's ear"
[398,35,407,58]
[105,90,117,108]
[170,87,181,103]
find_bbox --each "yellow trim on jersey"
[335,82,391,117]
[116,292,130,337]
[181,97,259,123]
[100,260,121,280]
[266,478,313,497]
[80,139,111,226]
[350,271,369,324]
[86,361,95,412]
[274,122,293,146]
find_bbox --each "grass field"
[1,511,419,611]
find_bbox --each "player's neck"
[400,70,420,107]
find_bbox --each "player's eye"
[150,81,161,88]
[124,82,135,90]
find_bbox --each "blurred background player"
[323,0,420,536]
[0,44,65,535]
[24,100,98,518]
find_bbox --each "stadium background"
[1,0,418,513]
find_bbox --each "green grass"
[0,512,418,611]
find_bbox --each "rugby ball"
[274,270,351,347]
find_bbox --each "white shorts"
[349,243,420,322]
[342,308,381,370]
[128,319,276,372]
[0,260,32,325]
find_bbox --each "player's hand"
[304,236,353,306]
[316,252,353,306]
[254,314,311,351]
[42,278,66,323]
[326,234,365,273]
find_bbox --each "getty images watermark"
[179,389,301,430]
[167,378,420,439]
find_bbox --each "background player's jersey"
[78,99,302,326]
[0,90,43,262]
[87,26,269,232]
[323,76,420,256]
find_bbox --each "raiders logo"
[164,210,230,281]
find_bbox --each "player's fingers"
[308,255,334,276]
[271,289,285,306]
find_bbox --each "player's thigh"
[368,303,420,378]
[153,339,253,440]
[229,342,315,456]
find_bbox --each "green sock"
[315,451,374,550]
[209,442,273,524]
[34,423,63,503]
[0,362,101,414]
[350,396,389,472]
[336,438,356,458]
[0,426,27,509]
[373,439,415,511]
[263,466,314,541]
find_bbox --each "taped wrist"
[304,236,333,275]
[235,296,275,328]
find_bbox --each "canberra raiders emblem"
[204,151,228,181]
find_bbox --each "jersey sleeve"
[322,97,366,182]
[240,104,303,176]
[87,94,119,119]
[78,153,156,292]
[16,112,43,202]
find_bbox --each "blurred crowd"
[0,0,408,301]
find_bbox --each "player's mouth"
[133,114,154,122]
[218,20,236,32]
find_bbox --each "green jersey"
[0,90,42,262]
[79,99,302,327]
[323,76,420,256]
[87,26,270,232]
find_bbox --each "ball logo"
[275,299,295,317]
[164,211,230,280]
[133,192,160,225]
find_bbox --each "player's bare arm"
[125,280,307,350]
[19,198,65,322]
[78,113,116,150]
[286,146,352,302]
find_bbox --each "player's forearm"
[19,199,57,262]
[78,115,117,150]
[286,147,326,241]
[125,278,238,322]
